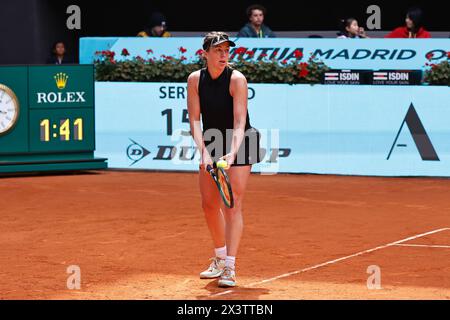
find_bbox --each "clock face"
[0,84,20,135]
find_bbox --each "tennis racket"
[206,162,234,208]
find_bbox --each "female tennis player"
[187,31,261,287]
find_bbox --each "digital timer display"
[29,108,94,152]
[40,118,84,142]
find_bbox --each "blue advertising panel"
[81,37,449,69]
[95,82,450,176]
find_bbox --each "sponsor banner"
[29,65,94,108]
[323,69,423,85]
[95,82,450,176]
[81,37,449,69]
[370,70,422,85]
[323,70,371,85]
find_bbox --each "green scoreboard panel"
[0,65,107,173]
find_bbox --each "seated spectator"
[47,41,73,64]
[337,18,369,39]
[385,7,431,38]
[138,12,171,37]
[237,4,276,38]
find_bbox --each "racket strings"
[217,170,231,203]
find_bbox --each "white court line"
[394,244,450,249]
[210,227,450,297]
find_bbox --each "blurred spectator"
[237,4,276,38]
[47,41,73,64]
[385,7,431,38]
[337,18,369,38]
[138,12,171,37]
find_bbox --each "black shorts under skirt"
[204,127,263,166]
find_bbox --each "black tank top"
[198,66,251,135]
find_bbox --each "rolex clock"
[0,65,107,173]
[0,84,20,136]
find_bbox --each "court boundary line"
[103,169,450,181]
[210,227,450,297]
[393,243,450,249]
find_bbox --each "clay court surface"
[1,170,449,300]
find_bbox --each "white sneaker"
[199,257,225,279]
[218,266,236,287]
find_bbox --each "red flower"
[235,47,247,55]
[246,50,255,57]
[299,62,308,69]
[195,49,204,56]
[260,53,268,58]
[101,50,115,58]
[426,53,434,61]
[281,59,288,65]
[298,62,309,78]
[180,56,187,61]
[293,49,303,59]
[179,47,187,54]
[121,48,130,56]
[299,68,309,78]
[447,51,450,59]
[146,49,153,54]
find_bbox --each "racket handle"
[206,162,218,172]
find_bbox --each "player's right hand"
[200,149,213,172]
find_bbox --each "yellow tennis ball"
[217,160,228,168]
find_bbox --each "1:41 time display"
[40,118,83,141]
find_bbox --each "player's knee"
[233,193,244,206]
[224,196,244,214]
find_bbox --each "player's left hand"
[219,152,236,170]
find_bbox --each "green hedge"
[94,48,330,84]
[423,58,450,86]
[94,47,449,86]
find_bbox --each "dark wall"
[0,0,447,65]
[0,0,80,64]
[51,0,449,33]
[0,0,40,64]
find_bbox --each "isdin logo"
[54,73,69,90]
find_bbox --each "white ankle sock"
[214,246,227,260]
[225,256,236,269]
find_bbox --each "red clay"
[0,170,449,299]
